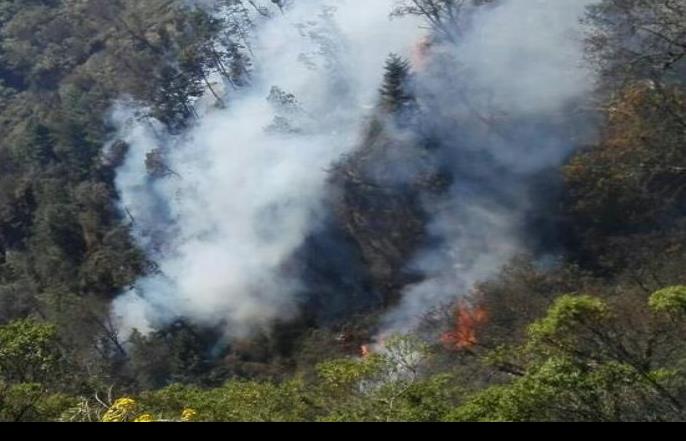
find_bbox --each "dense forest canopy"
[1,0,686,422]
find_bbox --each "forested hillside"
[1,0,686,422]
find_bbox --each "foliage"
[379,53,415,115]
[448,292,686,421]
[2,0,686,423]
[585,0,686,86]
[0,0,251,400]
[649,286,686,315]
[0,319,62,384]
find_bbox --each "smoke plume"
[109,0,424,339]
[377,0,597,335]
[110,0,599,344]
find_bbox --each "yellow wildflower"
[101,397,137,422]
[133,414,156,423]
[180,408,198,422]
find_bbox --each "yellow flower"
[133,414,156,423]
[113,398,136,410]
[180,408,198,422]
[101,397,138,422]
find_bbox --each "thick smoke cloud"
[378,0,597,335]
[109,0,424,339]
[111,0,598,344]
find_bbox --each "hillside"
[1,0,686,422]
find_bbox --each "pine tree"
[19,121,55,167]
[152,65,203,132]
[379,53,415,114]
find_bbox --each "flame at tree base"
[441,301,489,351]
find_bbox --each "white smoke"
[109,0,425,339]
[378,0,598,335]
[111,0,599,344]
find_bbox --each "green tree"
[0,319,63,384]
[0,319,74,422]
[446,292,686,421]
[379,53,415,115]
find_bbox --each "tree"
[585,0,686,87]
[151,65,203,132]
[379,53,415,115]
[126,322,218,390]
[0,319,74,422]
[563,81,686,260]
[391,0,497,43]
[137,380,310,422]
[311,335,458,421]
[447,291,686,421]
[0,319,63,385]
[12,121,56,167]
[0,383,74,422]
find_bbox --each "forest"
[1,0,686,422]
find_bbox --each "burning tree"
[440,301,488,351]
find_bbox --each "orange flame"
[441,301,489,351]
[360,344,371,358]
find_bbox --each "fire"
[410,35,433,71]
[441,301,489,351]
[359,336,386,358]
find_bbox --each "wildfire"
[410,35,433,71]
[441,301,489,351]
[359,335,387,358]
